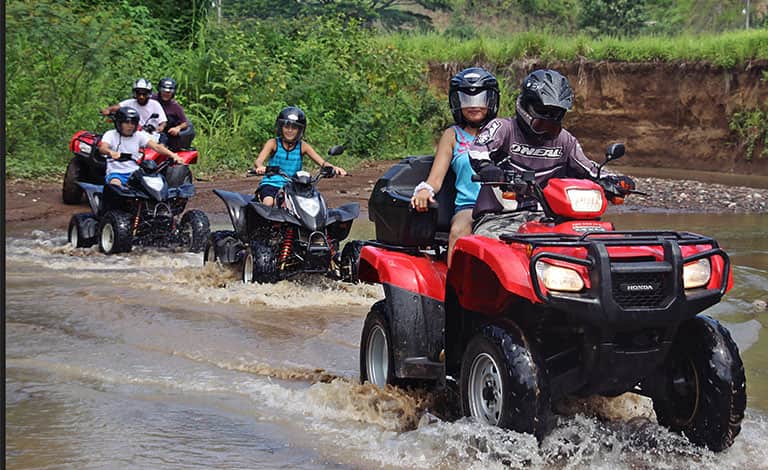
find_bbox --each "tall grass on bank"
[381,29,768,66]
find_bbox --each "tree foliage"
[222,0,451,31]
[577,0,648,36]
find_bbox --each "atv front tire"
[651,315,746,452]
[460,325,551,439]
[63,159,84,204]
[179,209,210,253]
[99,210,133,254]
[68,213,98,248]
[340,240,364,283]
[242,241,276,284]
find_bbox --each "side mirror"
[606,143,625,161]
[328,145,345,156]
[596,143,625,179]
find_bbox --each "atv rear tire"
[242,241,276,284]
[460,325,551,440]
[99,210,133,254]
[360,301,399,388]
[651,315,746,452]
[63,159,84,204]
[68,213,98,248]
[179,210,210,253]
[340,240,364,283]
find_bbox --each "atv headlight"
[143,175,164,192]
[683,258,711,289]
[566,189,604,213]
[295,195,320,217]
[535,261,584,292]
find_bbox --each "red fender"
[448,235,540,316]
[143,147,198,165]
[358,246,447,301]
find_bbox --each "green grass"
[378,29,768,65]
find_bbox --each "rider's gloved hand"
[601,175,636,193]
[478,163,504,183]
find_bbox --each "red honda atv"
[356,144,746,452]
[63,114,198,204]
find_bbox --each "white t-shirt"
[102,129,151,174]
[119,98,167,130]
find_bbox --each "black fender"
[213,189,255,234]
[77,182,104,215]
[249,203,302,225]
[382,283,445,381]
[327,202,360,224]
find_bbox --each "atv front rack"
[500,230,731,326]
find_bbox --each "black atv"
[67,155,209,254]
[205,145,361,283]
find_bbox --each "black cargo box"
[368,155,456,247]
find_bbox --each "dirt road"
[6,160,767,235]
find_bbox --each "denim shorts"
[105,172,132,185]
[257,184,281,201]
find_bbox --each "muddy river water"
[6,211,768,469]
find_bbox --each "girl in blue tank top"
[253,106,347,207]
[410,67,500,266]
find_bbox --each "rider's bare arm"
[101,104,121,116]
[304,142,347,176]
[412,127,455,211]
[253,139,278,174]
[147,140,181,163]
[98,140,120,159]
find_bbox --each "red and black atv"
[356,144,746,452]
[63,114,198,204]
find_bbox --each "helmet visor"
[458,90,488,109]
[529,102,565,121]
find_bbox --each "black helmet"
[158,77,177,98]
[275,106,307,141]
[516,69,573,139]
[114,106,140,136]
[132,78,152,98]
[448,67,499,127]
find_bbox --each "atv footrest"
[400,356,444,380]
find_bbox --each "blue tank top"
[260,138,303,188]
[450,126,480,209]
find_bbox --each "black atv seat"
[368,155,457,247]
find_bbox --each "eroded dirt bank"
[430,60,768,175]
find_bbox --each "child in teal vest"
[253,106,347,206]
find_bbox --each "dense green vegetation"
[5,0,767,179]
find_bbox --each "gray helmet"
[158,77,177,98]
[114,106,140,136]
[275,106,307,141]
[516,69,573,139]
[448,67,499,127]
[132,78,152,98]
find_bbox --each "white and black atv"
[67,155,210,254]
[205,146,361,283]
